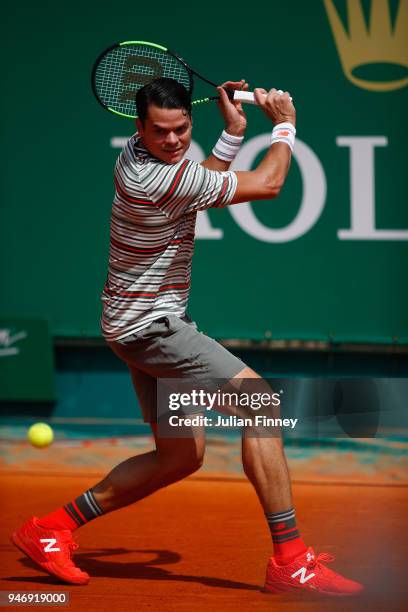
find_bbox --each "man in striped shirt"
[12,78,362,597]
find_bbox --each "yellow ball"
[27,423,54,448]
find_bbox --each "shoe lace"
[307,552,335,569]
[60,537,79,561]
[67,541,79,554]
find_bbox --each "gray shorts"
[107,314,246,423]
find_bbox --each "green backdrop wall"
[1,0,407,343]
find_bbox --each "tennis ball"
[27,422,54,448]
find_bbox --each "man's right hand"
[254,87,296,128]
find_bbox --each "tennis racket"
[91,40,257,119]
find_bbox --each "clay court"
[1,437,407,611]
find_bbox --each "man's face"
[136,105,192,164]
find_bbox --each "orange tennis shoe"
[11,517,89,585]
[263,547,363,597]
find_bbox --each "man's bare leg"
[91,424,205,512]
[235,366,293,513]
[232,366,306,565]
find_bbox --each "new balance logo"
[291,566,316,584]
[40,538,60,552]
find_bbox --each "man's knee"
[232,366,262,380]
[156,436,205,478]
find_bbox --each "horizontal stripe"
[72,500,87,523]
[272,529,300,543]
[64,503,84,526]
[270,522,297,535]
[266,509,295,521]
[85,490,103,516]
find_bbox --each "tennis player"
[11,77,363,597]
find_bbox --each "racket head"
[91,41,194,119]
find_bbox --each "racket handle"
[232,90,293,105]
[232,90,257,105]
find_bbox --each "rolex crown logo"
[323,0,408,91]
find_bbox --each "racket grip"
[233,90,257,105]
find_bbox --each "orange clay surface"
[1,472,407,612]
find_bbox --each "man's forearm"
[231,141,293,204]
[255,141,292,190]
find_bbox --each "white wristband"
[212,130,244,162]
[271,122,296,152]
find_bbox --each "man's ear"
[136,118,143,135]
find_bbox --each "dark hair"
[135,78,192,123]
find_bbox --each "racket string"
[95,45,191,116]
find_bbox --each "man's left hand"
[217,80,248,137]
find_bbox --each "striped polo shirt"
[101,134,237,342]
